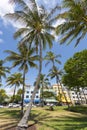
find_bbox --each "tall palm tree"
[0,60,10,86]
[6,0,60,129]
[56,0,87,46]
[45,51,61,68]
[5,45,38,115]
[48,66,62,98]
[45,51,62,102]
[6,73,23,103]
[48,66,70,108]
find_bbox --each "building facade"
[24,85,40,103]
[52,84,87,104]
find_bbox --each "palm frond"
[9,0,27,9]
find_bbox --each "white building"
[69,88,87,104]
[24,85,40,103]
[52,84,87,104]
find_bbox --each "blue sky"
[0,0,87,87]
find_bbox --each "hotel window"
[36,96,38,98]
[31,91,33,94]
[72,93,74,95]
[26,95,29,98]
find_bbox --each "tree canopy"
[0,89,8,104]
[62,49,87,90]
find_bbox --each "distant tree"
[0,60,10,86]
[42,91,55,99]
[14,89,23,103]
[0,89,8,104]
[45,52,63,103]
[62,50,87,103]
[45,51,61,68]
[6,73,23,103]
[48,66,63,100]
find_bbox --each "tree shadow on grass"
[0,109,20,119]
[30,108,87,130]
[0,107,87,130]
[65,105,87,115]
[0,109,20,130]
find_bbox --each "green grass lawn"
[0,106,87,130]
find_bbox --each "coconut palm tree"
[0,60,10,86]
[45,51,62,102]
[48,66,70,108]
[56,0,87,46]
[6,73,23,103]
[6,0,60,129]
[48,66,62,97]
[5,45,38,115]
[45,51,61,68]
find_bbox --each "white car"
[8,103,20,108]
[0,105,4,108]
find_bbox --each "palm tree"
[6,73,23,103]
[45,51,62,102]
[45,51,61,68]
[56,0,87,46]
[48,66,62,98]
[6,0,60,129]
[0,89,8,104]
[5,45,38,115]
[48,66,70,109]
[0,60,10,86]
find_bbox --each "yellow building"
[52,84,71,103]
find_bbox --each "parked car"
[8,103,20,108]
[0,105,4,108]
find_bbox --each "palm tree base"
[16,125,28,130]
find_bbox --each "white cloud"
[0,0,25,28]
[0,0,14,18]
[0,0,62,29]
[0,0,16,27]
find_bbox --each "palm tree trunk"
[41,85,44,107]
[59,81,70,109]
[0,77,2,87]
[13,85,16,103]
[16,42,42,130]
[56,77,61,102]
[20,69,26,116]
